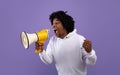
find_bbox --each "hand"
[35,42,44,53]
[82,39,92,53]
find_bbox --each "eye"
[55,22,59,25]
[52,22,59,25]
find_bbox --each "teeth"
[54,30,57,33]
[53,28,58,33]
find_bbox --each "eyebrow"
[53,20,60,22]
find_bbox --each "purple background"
[0,0,120,75]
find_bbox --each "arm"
[39,48,53,64]
[36,38,53,64]
[82,39,97,65]
[82,48,97,65]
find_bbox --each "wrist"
[35,49,43,54]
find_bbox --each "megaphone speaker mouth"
[21,31,29,49]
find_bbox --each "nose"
[52,23,56,28]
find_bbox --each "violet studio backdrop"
[0,0,120,75]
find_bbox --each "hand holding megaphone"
[35,42,44,53]
[21,29,49,54]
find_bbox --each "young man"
[35,11,97,75]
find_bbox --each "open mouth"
[53,29,58,34]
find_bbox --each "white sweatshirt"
[39,29,97,75]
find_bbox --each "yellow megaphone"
[21,29,49,54]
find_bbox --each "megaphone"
[21,29,49,54]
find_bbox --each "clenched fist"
[82,39,92,53]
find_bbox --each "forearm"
[85,50,97,65]
[39,50,53,64]
[82,49,97,65]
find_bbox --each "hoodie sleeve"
[39,37,53,64]
[79,35,97,65]
[81,48,97,65]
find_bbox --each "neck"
[60,31,68,39]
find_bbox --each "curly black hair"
[49,10,75,33]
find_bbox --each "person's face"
[52,18,67,39]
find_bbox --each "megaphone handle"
[35,49,43,54]
[35,41,44,54]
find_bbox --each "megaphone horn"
[21,31,38,49]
